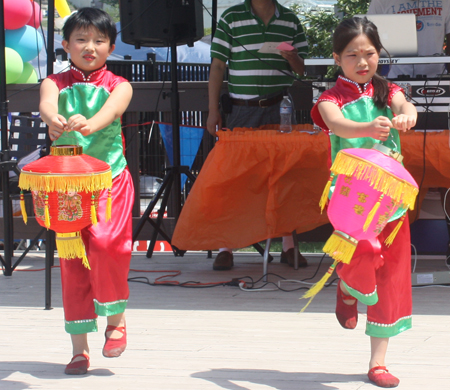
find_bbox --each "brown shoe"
[280,248,308,268]
[213,251,234,270]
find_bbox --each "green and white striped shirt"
[211,0,308,99]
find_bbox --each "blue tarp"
[158,123,205,189]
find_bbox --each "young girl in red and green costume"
[39,8,133,375]
[311,17,417,388]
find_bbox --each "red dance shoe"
[335,280,358,329]
[65,353,90,375]
[368,366,400,388]
[103,324,127,358]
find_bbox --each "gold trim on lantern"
[323,230,358,265]
[319,173,334,212]
[106,189,112,222]
[372,144,403,163]
[55,232,91,269]
[20,191,28,225]
[90,194,98,226]
[300,259,338,312]
[50,145,83,156]
[384,214,406,246]
[330,151,418,209]
[18,170,112,193]
[363,194,384,232]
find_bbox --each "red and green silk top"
[48,65,127,178]
[311,76,405,221]
[311,75,403,166]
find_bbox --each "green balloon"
[15,62,38,84]
[5,47,24,84]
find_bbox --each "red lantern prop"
[18,145,112,269]
[301,145,419,310]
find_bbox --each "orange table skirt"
[172,127,330,250]
[172,129,450,251]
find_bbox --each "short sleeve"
[310,91,341,133]
[388,83,403,106]
[210,16,233,63]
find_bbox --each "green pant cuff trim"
[341,280,378,306]
[366,316,412,338]
[65,318,98,334]
[94,299,128,317]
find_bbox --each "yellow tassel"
[55,232,91,270]
[44,194,50,229]
[330,151,419,208]
[20,191,28,225]
[322,231,358,265]
[90,195,98,226]
[319,174,334,213]
[300,260,338,312]
[105,189,112,222]
[384,214,405,246]
[81,254,91,270]
[19,170,112,193]
[363,194,383,232]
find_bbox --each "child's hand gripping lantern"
[301,144,419,311]
[18,145,113,269]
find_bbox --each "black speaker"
[119,0,204,48]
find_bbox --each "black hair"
[62,7,117,46]
[333,17,390,109]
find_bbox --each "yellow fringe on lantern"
[55,232,91,270]
[300,260,338,312]
[20,191,28,225]
[322,231,358,265]
[319,174,333,212]
[384,214,406,246]
[44,195,50,229]
[18,170,112,193]
[90,195,98,226]
[363,194,383,232]
[105,189,112,222]
[330,151,418,209]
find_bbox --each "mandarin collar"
[245,0,280,18]
[337,75,372,94]
[70,64,107,82]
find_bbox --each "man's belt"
[230,93,284,108]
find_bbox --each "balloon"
[55,18,65,31]
[15,62,38,84]
[4,0,33,30]
[5,25,44,62]
[5,48,24,84]
[27,1,42,30]
[56,0,71,18]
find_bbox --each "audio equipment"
[119,0,204,48]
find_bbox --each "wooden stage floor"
[1,251,449,389]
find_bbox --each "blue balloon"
[5,25,44,62]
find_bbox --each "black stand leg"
[133,166,196,258]
[133,41,198,258]
[45,230,55,310]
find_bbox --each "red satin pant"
[60,169,134,334]
[337,214,412,337]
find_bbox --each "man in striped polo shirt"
[206,0,309,271]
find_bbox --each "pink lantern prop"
[301,144,419,311]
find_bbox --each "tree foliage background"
[292,0,370,59]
